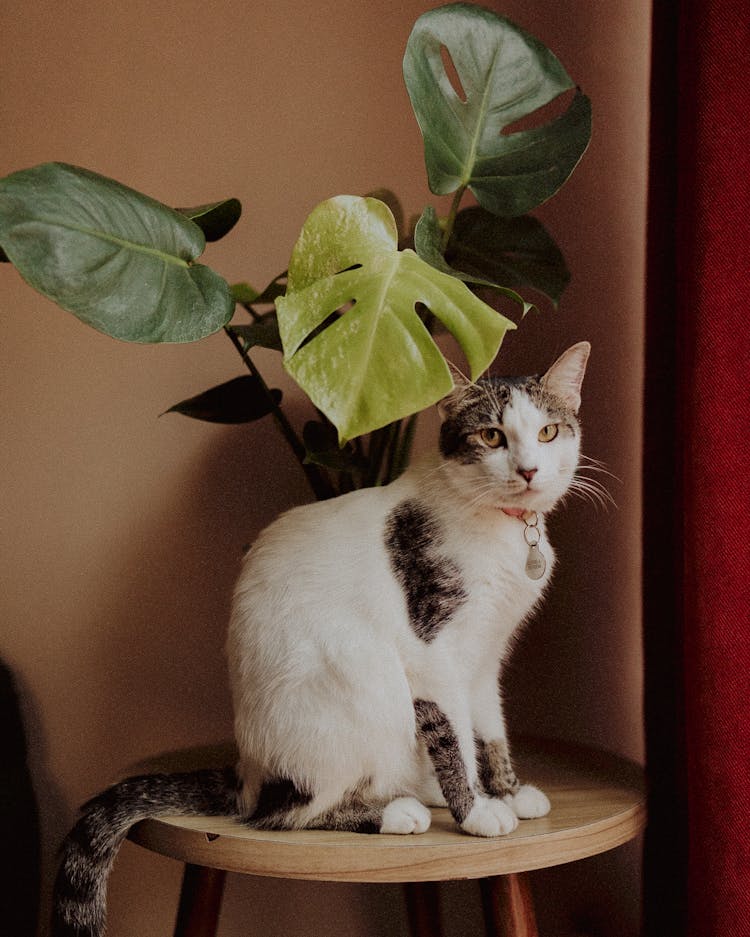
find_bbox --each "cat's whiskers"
[577,456,621,483]
[578,453,610,469]
[464,477,526,512]
[566,471,617,510]
[449,476,502,510]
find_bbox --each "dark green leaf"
[303,420,367,473]
[164,375,282,423]
[449,206,570,306]
[0,162,234,343]
[414,206,534,314]
[229,313,283,352]
[403,4,591,216]
[175,198,242,242]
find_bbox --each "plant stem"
[240,302,263,323]
[388,413,419,483]
[364,425,392,488]
[223,327,335,501]
[382,420,403,485]
[441,184,467,253]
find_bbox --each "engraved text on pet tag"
[525,543,547,580]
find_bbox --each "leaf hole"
[440,45,467,103]
[336,299,357,315]
[500,87,575,136]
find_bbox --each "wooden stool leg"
[404,882,444,937]
[480,873,538,937]
[173,864,226,937]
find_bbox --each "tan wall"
[1,1,649,934]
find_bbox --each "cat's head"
[438,342,590,515]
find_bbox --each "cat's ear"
[541,342,591,413]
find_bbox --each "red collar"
[501,507,528,518]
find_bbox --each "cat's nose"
[518,467,538,483]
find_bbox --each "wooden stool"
[127,738,645,937]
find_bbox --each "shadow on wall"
[32,408,311,936]
[0,660,41,937]
[78,410,310,768]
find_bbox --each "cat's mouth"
[498,484,552,513]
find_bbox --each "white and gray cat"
[53,341,590,937]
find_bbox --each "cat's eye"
[538,424,559,443]
[479,428,507,449]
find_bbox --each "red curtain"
[644,2,750,935]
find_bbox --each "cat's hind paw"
[380,797,432,834]
[506,784,551,819]
[461,795,518,837]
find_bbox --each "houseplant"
[0,3,590,500]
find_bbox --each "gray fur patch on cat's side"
[414,698,474,824]
[475,736,520,797]
[312,797,382,834]
[385,499,467,643]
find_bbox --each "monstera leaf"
[449,206,570,306]
[0,162,234,342]
[415,205,569,307]
[414,206,534,313]
[403,4,591,217]
[276,196,515,443]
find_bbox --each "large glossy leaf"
[449,206,570,306]
[403,4,591,217]
[415,205,569,307]
[276,196,515,442]
[414,206,534,314]
[0,162,234,342]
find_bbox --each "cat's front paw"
[461,795,518,837]
[505,784,551,819]
[380,797,432,834]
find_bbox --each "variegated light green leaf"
[277,196,515,442]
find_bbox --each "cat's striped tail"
[52,767,237,937]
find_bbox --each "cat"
[52,341,590,937]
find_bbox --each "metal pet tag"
[523,512,546,580]
[525,543,547,580]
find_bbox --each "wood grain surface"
[127,738,645,883]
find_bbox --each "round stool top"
[128,738,645,883]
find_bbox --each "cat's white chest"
[444,513,554,636]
